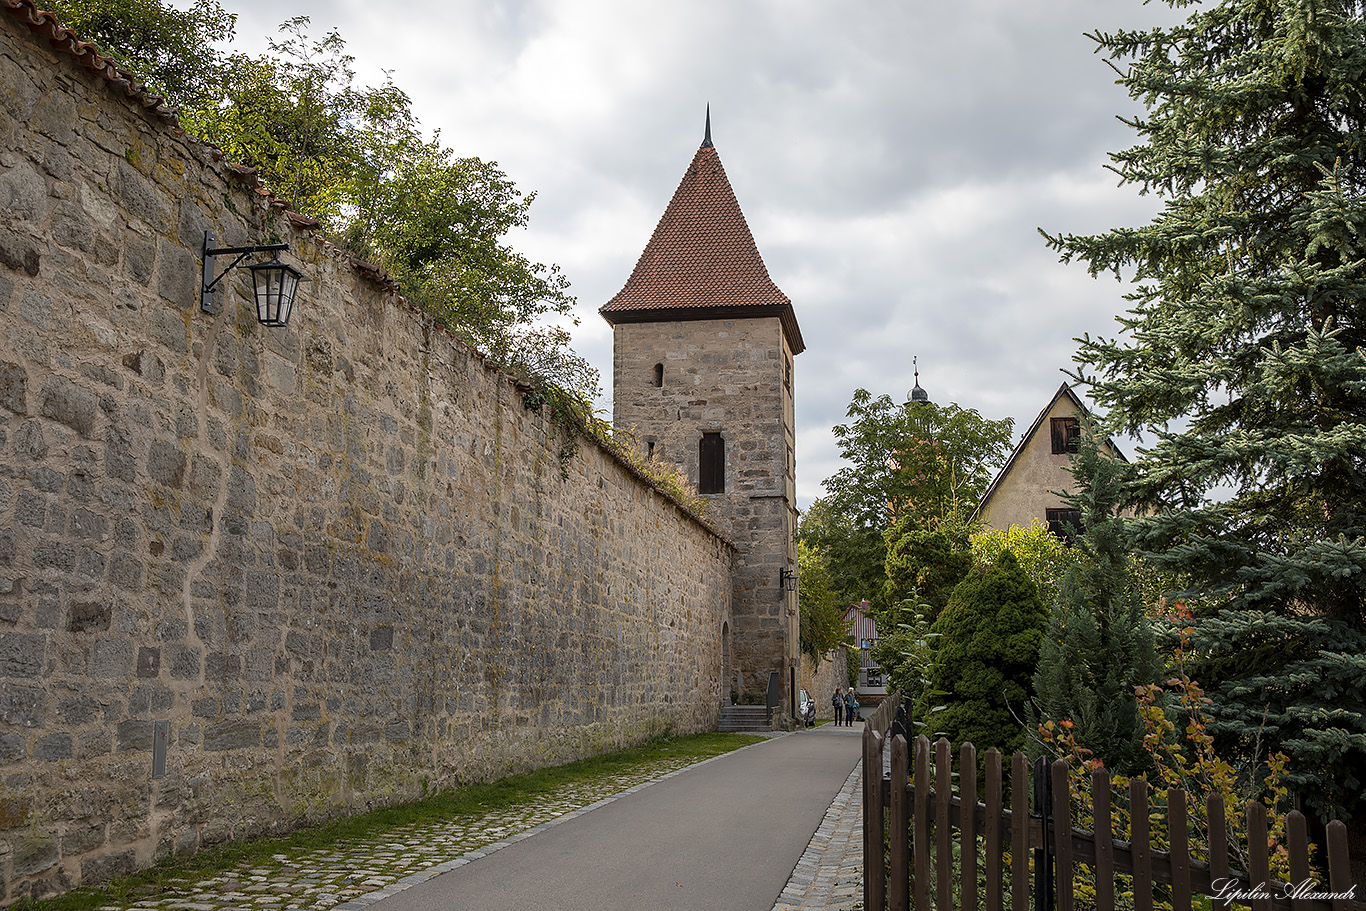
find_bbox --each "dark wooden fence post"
[936,738,953,911]
[864,736,1357,911]
[864,724,885,911]
[1033,756,1054,911]
[961,742,979,911]
[1011,752,1029,911]
[1052,760,1073,911]
[915,735,931,911]
[890,733,910,911]
[984,749,1003,911]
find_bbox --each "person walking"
[831,689,844,725]
[844,688,859,725]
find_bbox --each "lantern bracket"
[201,231,291,314]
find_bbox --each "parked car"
[798,688,816,727]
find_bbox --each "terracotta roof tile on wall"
[1,0,181,125]
[601,143,804,354]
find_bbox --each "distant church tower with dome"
[599,113,804,717]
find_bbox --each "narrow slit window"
[653,363,664,387]
[646,441,655,460]
[699,432,724,494]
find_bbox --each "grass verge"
[17,731,765,911]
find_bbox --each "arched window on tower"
[699,432,724,494]
[653,363,664,387]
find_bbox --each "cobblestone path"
[95,754,724,911]
[771,764,863,911]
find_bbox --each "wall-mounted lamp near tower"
[201,231,304,327]
[779,567,798,593]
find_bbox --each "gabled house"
[842,601,886,701]
[971,382,1127,537]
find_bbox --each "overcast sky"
[220,0,1186,510]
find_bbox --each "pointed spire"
[600,113,804,354]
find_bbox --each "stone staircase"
[718,704,772,733]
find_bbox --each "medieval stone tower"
[600,116,804,718]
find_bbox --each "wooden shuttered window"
[1046,507,1083,542]
[1050,417,1080,454]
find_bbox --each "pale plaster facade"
[974,383,1126,531]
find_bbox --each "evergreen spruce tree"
[1044,1,1366,821]
[1033,423,1159,775]
[928,551,1049,755]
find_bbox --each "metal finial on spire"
[909,356,929,404]
[701,104,713,148]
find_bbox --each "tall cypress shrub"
[1033,425,1159,774]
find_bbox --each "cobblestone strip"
[96,739,778,911]
[772,764,864,911]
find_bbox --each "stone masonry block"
[67,601,110,633]
[12,828,58,877]
[39,375,96,438]
[135,647,159,678]
[0,732,24,764]
[113,158,159,224]
[166,645,200,680]
[0,684,45,727]
[0,363,26,414]
[55,694,100,725]
[156,237,196,311]
[33,732,71,761]
[146,440,185,489]
[115,719,153,752]
[0,158,47,222]
[90,638,134,678]
[103,427,136,482]
[203,719,260,752]
[0,633,43,676]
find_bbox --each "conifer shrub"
[1032,424,1159,775]
[926,550,1048,755]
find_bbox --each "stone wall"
[0,11,733,903]
[800,650,848,723]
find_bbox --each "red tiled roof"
[2,0,181,126]
[601,143,804,354]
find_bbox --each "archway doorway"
[721,620,732,704]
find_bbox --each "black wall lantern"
[201,231,304,327]
[780,567,798,593]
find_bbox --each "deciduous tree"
[48,0,236,109]
[49,4,596,400]
[797,540,849,664]
[805,390,1011,608]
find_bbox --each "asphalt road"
[371,725,863,911]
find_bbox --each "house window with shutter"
[1046,507,1083,542]
[699,432,724,494]
[1050,417,1080,454]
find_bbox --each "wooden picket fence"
[862,717,1360,911]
